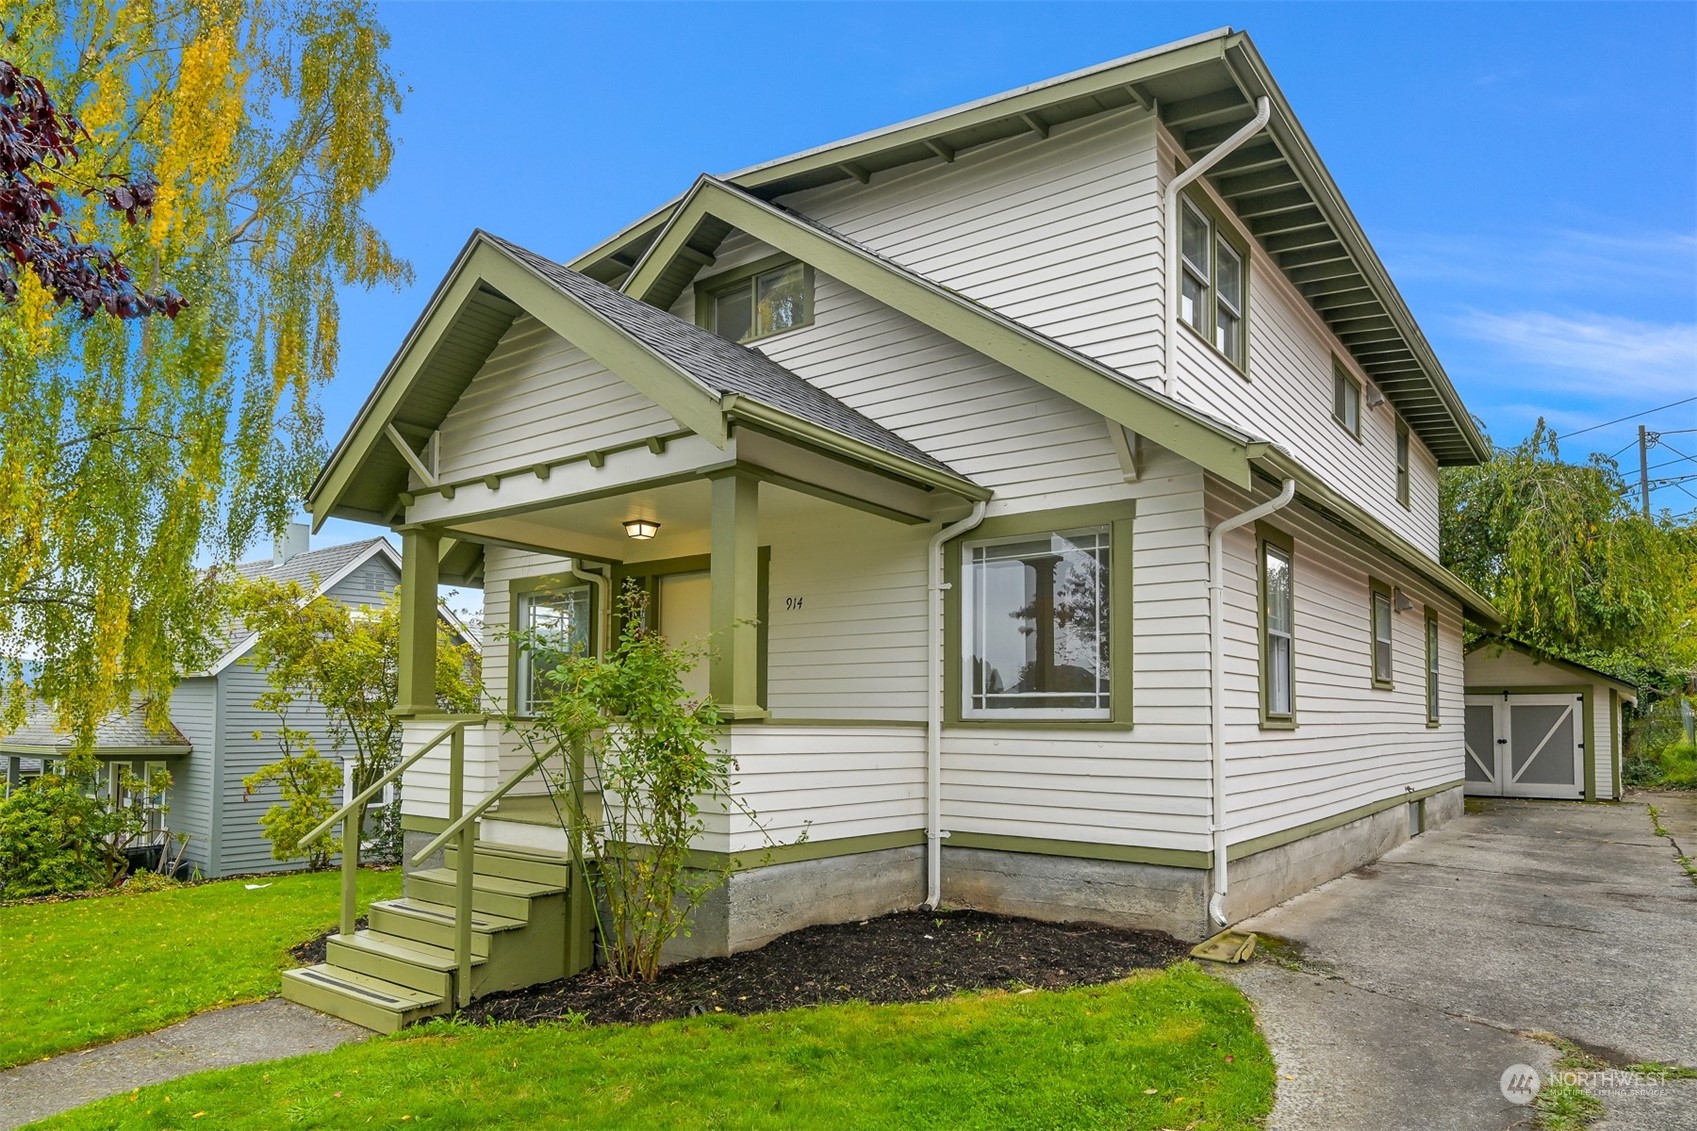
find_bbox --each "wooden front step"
[327,929,486,998]
[281,964,445,1034]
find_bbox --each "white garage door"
[1464,693,1585,800]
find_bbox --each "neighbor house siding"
[1209,476,1464,848]
[164,676,219,874]
[216,659,321,876]
[430,313,678,484]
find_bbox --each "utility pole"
[1638,424,1652,519]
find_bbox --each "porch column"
[396,527,441,716]
[709,471,766,720]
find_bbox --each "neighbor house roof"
[570,27,1487,467]
[0,699,191,757]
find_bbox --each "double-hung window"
[516,583,592,715]
[1259,529,1295,724]
[1333,360,1361,438]
[1370,579,1394,688]
[1395,420,1411,508]
[1178,197,1249,369]
[1424,610,1441,724]
[702,259,813,344]
[963,527,1111,719]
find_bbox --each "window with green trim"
[515,583,592,715]
[1260,534,1295,722]
[1177,197,1249,369]
[702,259,812,344]
[1425,610,1440,724]
[1370,580,1394,688]
[1333,360,1361,438]
[962,527,1110,719]
[1396,420,1411,508]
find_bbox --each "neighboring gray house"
[1,530,406,879]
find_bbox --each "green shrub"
[0,767,167,899]
[121,869,182,894]
[1624,693,1697,789]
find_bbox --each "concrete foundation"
[941,846,1210,940]
[401,829,444,875]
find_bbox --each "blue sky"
[307,1,1697,551]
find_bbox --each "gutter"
[570,561,613,658]
[923,501,987,910]
[1163,96,1270,398]
[1207,476,1294,927]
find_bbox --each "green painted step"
[367,898,525,956]
[444,841,573,887]
[281,964,445,1034]
[408,867,565,921]
[326,929,486,998]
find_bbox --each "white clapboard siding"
[1462,647,1618,800]
[431,314,679,484]
[1209,477,1464,848]
[721,725,928,853]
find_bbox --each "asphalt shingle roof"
[211,538,392,662]
[1,700,189,752]
[481,232,964,478]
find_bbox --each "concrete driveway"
[1224,793,1697,1131]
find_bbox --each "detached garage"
[1464,639,1636,802]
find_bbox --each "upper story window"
[1177,196,1249,370]
[963,527,1111,719]
[516,583,592,715]
[1332,360,1361,438]
[700,258,813,344]
[1396,420,1411,508]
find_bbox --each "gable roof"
[308,232,981,529]
[571,28,1487,467]
[0,699,191,756]
[202,538,401,677]
[1466,637,1640,700]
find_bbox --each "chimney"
[273,522,310,565]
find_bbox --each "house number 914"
[784,597,804,611]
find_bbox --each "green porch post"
[397,528,441,716]
[709,472,766,720]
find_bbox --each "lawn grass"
[0,868,402,1068]
[39,963,1272,1130]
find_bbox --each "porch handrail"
[409,741,561,866]
[297,714,486,850]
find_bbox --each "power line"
[1561,395,1697,439]
[1649,455,1697,472]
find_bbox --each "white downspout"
[570,562,612,658]
[1207,477,1294,927]
[1163,96,1271,398]
[924,501,987,910]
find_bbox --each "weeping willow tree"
[1441,422,1697,676]
[0,1,408,757]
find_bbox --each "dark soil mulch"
[459,909,1190,1027]
[291,916,368,965]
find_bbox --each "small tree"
[511,587,787,983]
[0,763,171,898]
[234,580,479,869]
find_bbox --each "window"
[1333,361,1361,437]
[963,527,1110,718]
[516,583,592,714]
[1370,579,1394,688]
[702,259,812,343]
[1396,420,1411,508]
[1214,239,1244,365]
[1424,610,1440,724]
[1176,197,1249,369]
[1259,529,1295,724]
[142,761,168,839]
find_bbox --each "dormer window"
[700,257,813,344]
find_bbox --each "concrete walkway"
[0,999,368,1129]
[1224,794,1697,1131]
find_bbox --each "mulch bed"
[458,909,1189,1027]
[291,916,369,966]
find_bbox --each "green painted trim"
[733,828,924,869]
[725,396,990,501]
[942,501,1134,727]
[734,459,930,526]
[396,529,441,716]
[710,472,765,719]
[1395,419,1411,509]
[694,254,816,344]
[1227,780,1463,862]
[1256,521,1297,729]
[1177,187,1251,376]
[1424,607,1441,725]
[400,429,696,507]
[945,830,1211,871]
[760,718,926,728]
[1464,684,1595,803]
[1584,683,1597,803]
[1368,576,1394,690]
[1609,688,1622,802]
[627,180,1259,490]
[401,814,451,835]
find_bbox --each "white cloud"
[1384,227,1697,297]
[1455,309,1697,397]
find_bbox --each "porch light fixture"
[623,518,660,541]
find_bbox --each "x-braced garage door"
[1463,693,1586,800]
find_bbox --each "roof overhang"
[572,28,1487,467]
[0,743,190,758]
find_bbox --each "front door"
[1463,694,1585,799]
[656,570,712,702]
